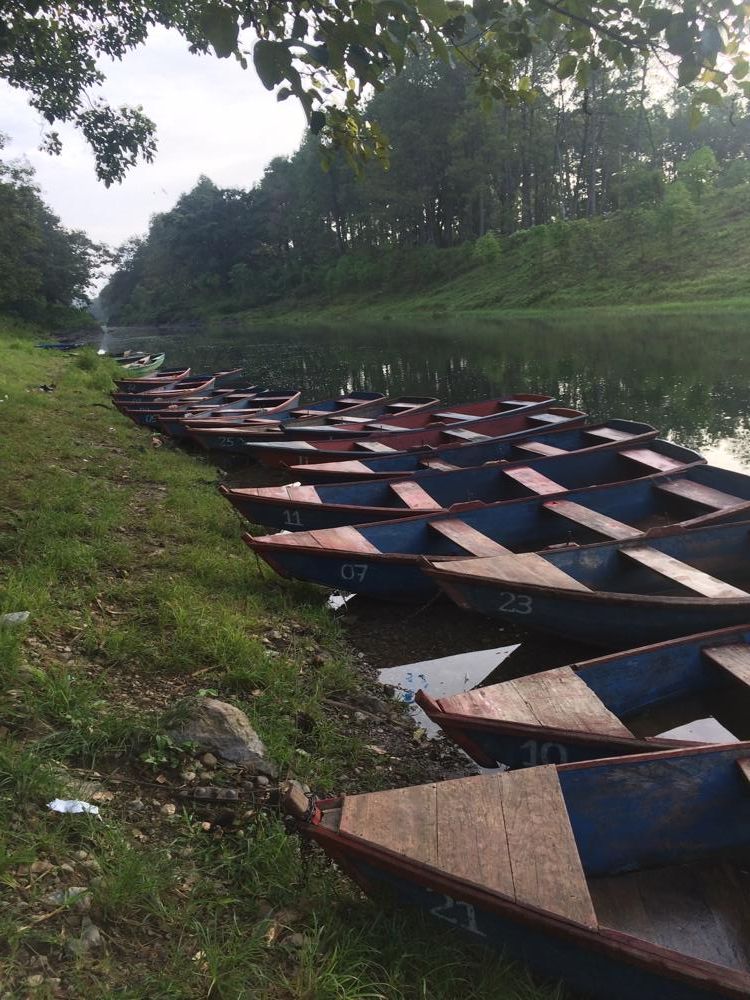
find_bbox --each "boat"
[186,394,556,459]
[287,419,658,483]
[112,376,220,413]
[426,517,750,647]
[282,741,750,1000]
[36,341,85,350]
[222,437,701,532]
[240,445,750,603]
[417,624,750,769]
[117,352,166,374]
[114,367,191,392]
[123,388,297,430]
[224,404,586,469]
[183,394,440,447]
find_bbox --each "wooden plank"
[435,775,515,897]
[621,448,687,473]
[432,411,476,420]
[501,766,597,927]
[439,683,539,725]
[657,479,746,510]
[584,426,639,442]
[514,441,568,457]
[529,412,571,424]
[429,519,511,556]
[543,499,642,541]
[736,758,750,786]
[287,485,320,504]
[503,466,566,496]
[340,783,437,866]
[358,441,398,453]
[621,545,748,599]
[507,667,633,737]
[390,480,442,510]
[431,551,591,591]
[442,428,492,442]
[309,525,379,553]
[703,644,750,686]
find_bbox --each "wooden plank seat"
[390,480,442,510]
[287,485,320,503]
[620,448,687,473]
[329,415,372,423]
[430,552,592,591]
[437,665,633,738]
[503,466,566,496]
[529,412,571,424]
[514,440,568,457]
[656,479,747,510]
[388,402,423,409]
[339,767,597,927]
[584,426,639,442]
[432,411,475,420]
[429,519,511,556]
[703,644,750,686]
[543,499,642,541]
[419,458,459,471]
[358,441,398,452]
[620,545,749,599]
[442,428,493,442]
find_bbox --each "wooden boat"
[426,518,750,647]
[186,393,555,458]
[287,419,658,483]
[417,624,750,769]
[224,403,585,469]
[36,341,85,350]
[112,377,219,415]
[114,367,191,392]
[117,352,166,374]
[243,449,750,604]
[183,394,440,447]
[128,386,300,429]
[223,438,701,532]
[283,741,750,1000]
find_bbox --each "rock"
[167,698,277,777]
[0,611,30,628]
[160,803,177,816]
[30,859,54,875]
[127,798,145,811]
[26,974,45,988]
[254,775,270,788]
[66,917,102,957]
[43,886,91,912]
[286,933,306,949]
[201,752,219,768]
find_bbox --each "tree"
[2,0,750,184]
[678,146,719,201]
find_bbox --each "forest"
[0,137,101,330]
[99,54,750,323]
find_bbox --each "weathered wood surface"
[590,861,750,972]
[420,458,460,470]
[514,440,568,456]
[656,479,745,510]
[584,426,640,442]
[430,551,591,590]
[389,480,442,510]
[340,768,597,926]
[358,441,398,452]
[439,666,633,738]
[621,448,687,472]
[429,519,511,556]
[543,499,642,540]
[442,428,492,442]
[503,466,565,495]
[703,644,750,686]
[621,545,748,599]
[309,526,379,553]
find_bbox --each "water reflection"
[103,309,750,472]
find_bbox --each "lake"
[104,309,750,473]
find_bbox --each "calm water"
[104,310,750,472]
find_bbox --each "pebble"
[160,803,177,816]
[255,775,270,788]
[26,974,44,988]
[286,933,306,949]
[127,798,145,811]
[30,860,54,875]
[43,886,91,912]
[201,752,219,767]
[181,771,197,782]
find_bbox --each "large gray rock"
[167,698,276,777]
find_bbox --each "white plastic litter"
[0,611,30,627]
[47,799,100,816]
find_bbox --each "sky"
[1,28,306,252]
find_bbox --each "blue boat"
[223,437,701,531]
[242,451,750,604]
[417,624,750,769]
[136,388,299,433]
[288,419,659,482]
[426,517,750,647]
[37,341,85,350]
[283,741,750,999]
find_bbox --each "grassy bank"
[0,327,558,998]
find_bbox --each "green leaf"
[731,57,749,79]
[689,104,703,128]
[557,54,577,79]
[309,110,326,133]
[253,40,293,90]
[677,56,701,85]
[415,0,453,26]
[199,4,239,59]
[695,87,723,107]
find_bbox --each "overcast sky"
[1,28,306,252]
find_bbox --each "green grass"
[0,327,562,998]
